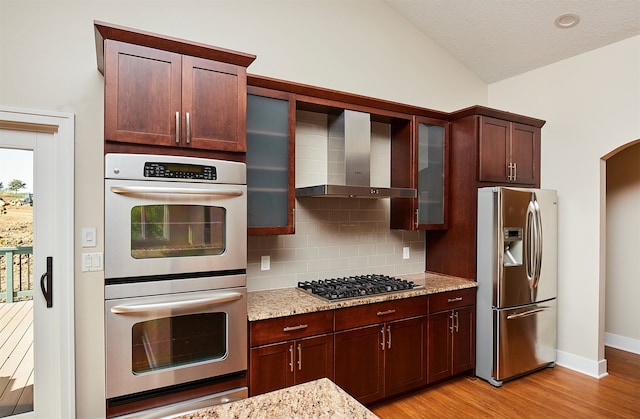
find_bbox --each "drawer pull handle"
[447,297,463,303]
[377,309,396,316]
[283,324,308,332]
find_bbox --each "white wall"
[0,1,486,417]
[488,36,640,376]
[605,143,640,353]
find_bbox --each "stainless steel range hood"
[295,110,417,199]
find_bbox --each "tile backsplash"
[246,110,424,292]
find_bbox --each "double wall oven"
[104,154,247,417]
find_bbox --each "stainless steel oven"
[104,153,246,280]
[104,154,248,414]
[105,276,247,399]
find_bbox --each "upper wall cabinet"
[425,106,545,280]
[246,86,295,235]
[95,21,255,156]
[478,116,539,186]
[390,116,449,230]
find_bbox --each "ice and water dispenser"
[503,227,523,266]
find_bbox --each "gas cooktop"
[297,274,422,302]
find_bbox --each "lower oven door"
[105,287,247,399]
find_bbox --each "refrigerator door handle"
[533,198,543,289]
[525,201,536,282]
[506,306,550,320]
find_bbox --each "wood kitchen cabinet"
[391,116,448,230]
[426,106,545,279]
[249,311,333,396]
[478,116,539,186]
[333,297,427,404]
[95,21,256,156]
[246,85,295,235]
[427,288,476,383]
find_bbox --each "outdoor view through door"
[0,148,34,417]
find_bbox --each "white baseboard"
[556,350,608,379]
[604,333,640,355]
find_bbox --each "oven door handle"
[109,186,244,197]
[110,292,243,315]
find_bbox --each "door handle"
[506,306,550,319]
[110,186,244,197]
[40,256,53,308]
[110,292,242,314]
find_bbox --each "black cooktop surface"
[297,274,421,301]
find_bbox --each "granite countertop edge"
[176,377,378,419]
[248,272,476,322]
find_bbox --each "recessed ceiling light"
[555,13,580,29]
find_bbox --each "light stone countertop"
[248,272,476,321]
[175,378,378,419]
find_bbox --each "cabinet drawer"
[334,296,427,331]
[250,310,334,347]
[428,288,476,313]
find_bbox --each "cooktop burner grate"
[297,274,421,301]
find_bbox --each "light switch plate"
[82,252,103,272]
[81,227,97,248]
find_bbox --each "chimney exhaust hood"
[295,110,417,199]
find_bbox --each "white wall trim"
[604,333,640,355]
[556,350,608,379]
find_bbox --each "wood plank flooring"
[0,301,33,417]
[371,347,640,418]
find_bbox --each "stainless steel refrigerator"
[476,187,557,387]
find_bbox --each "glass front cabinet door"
[416,117,448,229]
[246,88,295,235]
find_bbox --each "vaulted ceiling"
[385,0,640,83]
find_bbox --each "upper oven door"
[105,178,246,279]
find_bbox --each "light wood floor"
[0,301,33,417]
[371,347,640,418]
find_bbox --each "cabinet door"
[182,56,246,152]
[334,324,384,404]
[416,118,448,229]
[427,311,453,384]
[295,334,334,385]
[510,123,539,186]
[246,89,295,235]
[384,316,427,397]
[452,306,475,375]
[104,40,181,146]
[249,341,294,396]
[478,117,510,183]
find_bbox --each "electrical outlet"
[261,255,271,271]
[403,247,410,260]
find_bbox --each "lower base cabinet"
[333,297,427,405]
[427,289,476,383]
[248,310,334,396]
[249,334,333,396]
[334,316,427,404]
[248,291,475,402]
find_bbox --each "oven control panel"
[144,162,217,180]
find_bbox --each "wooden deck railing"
[0,246,33,303]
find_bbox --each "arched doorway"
[602,139,640,357]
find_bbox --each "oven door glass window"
[131,312,227,374]
[131,205,225,258]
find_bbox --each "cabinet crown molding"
[94,20,256,74]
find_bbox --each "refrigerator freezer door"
[497,188,557,308]
[494,299,557,382]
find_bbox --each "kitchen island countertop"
[248,271,476,321]
[175,378,378,419]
